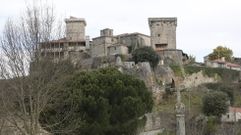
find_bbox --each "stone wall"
[157,49,184,65]
[65,17,86,41]
[107,45,128,56]
[91,32,117,57]
[116,33,151,51]
[148,18,177,50]
[180,71,217,88]
[91,44,106,57]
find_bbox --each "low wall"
[157,49,185,65]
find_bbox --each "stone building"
[39,16,89,62]
[148,18,177,50]
[204,56,241,71]
[148,17,187,64]
[91,29,150,57]
[116,32,151,51]
[65,16,86,41]
[107,44,128,56]
[91,28,117,57]
[39,16,187,65]
[222,107,241,122]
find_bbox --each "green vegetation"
[170,65,240,82]
[155,88,205,114]
[132,46,160,68]
[208,46,233,61]
[40,68,153,135]
[235,83,241,106]
[204,116,218,135]
[202,91,229,117]
[188,55,196,64]
[205,83,235,105]
[169,64,183,77]
[158,130,175,135]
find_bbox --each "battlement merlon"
[148,17,177,26]
[65,17,86,26]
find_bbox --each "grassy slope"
[154,87,206,115]
[156,65,241,114]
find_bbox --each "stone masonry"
[39,16,186,65]
[148,18,177,50]
[65,16,86,41]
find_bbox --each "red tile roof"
[211,59,241,68]
[229,107,241,113]
[226,63,241,68]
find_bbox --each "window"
[78,42,86,47]
[155,44,167,49]
[156,23,160,26]
[60,43,64,48]
[158,34,161,37]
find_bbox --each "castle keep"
[148,18,177,50]
[39,16,186,65]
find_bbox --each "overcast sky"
[1,0,241,62]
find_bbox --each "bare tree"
[0,1,67,135]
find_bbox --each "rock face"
[180,71,217,89]
[154,65,175,85]
[122,62,154,88]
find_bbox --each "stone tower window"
[155,44,167,50]
[158,34,161,37]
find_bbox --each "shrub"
[132,46,160,68]
[205,83,235,105]
[40,68,153,135]
[202,91,229,117]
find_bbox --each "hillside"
[151,65,241,135]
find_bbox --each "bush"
[132,46,160,68]
[40,68,153,135]
[202,91,229,117]
[169,65,183,77]
[204,116,218,135]
[205,83,235,105]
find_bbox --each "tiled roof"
[229,107,241,113]
[226,63,241,68]
[213,59,226,64]
[211,59,241,68]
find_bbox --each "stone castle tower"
[100,28,113,37]
[148,18,177,51]
[65,16,86,41]
[91,28,117,57]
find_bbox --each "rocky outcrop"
[180,71,217,89]
[154,65,175,86]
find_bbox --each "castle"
[39,16,187,66]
